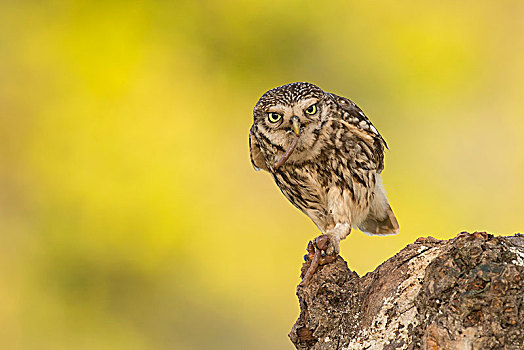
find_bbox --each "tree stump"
[289,232,524,349]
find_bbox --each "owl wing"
[329,93,387,172]
[249,126,269,172]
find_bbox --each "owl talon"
[307,240,314,252]
[316,235,338,265]
[319,254,337,265]
[315,235,330,251]
[299,235,338,287]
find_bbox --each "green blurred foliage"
[1,1,524,349]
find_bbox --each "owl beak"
[290,116,301,136]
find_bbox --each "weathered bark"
[289,232,524,350]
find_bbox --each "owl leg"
[324,222,351,256]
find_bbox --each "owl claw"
[299,235,338,287]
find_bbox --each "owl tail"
[358,174,400,236]
[358,204,399,236]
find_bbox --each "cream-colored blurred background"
[1,1,524,349]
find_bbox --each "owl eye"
[267,112,282,123]
[305,104,317,115]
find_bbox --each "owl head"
[250,82,330,171]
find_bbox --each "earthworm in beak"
[274,116,300,169]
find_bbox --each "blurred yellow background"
[1,1,524,349]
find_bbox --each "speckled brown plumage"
[249,82,399,256]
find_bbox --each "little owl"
[249,82,399,283]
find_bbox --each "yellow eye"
[305,104,317,115]
[268,112,282,123]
